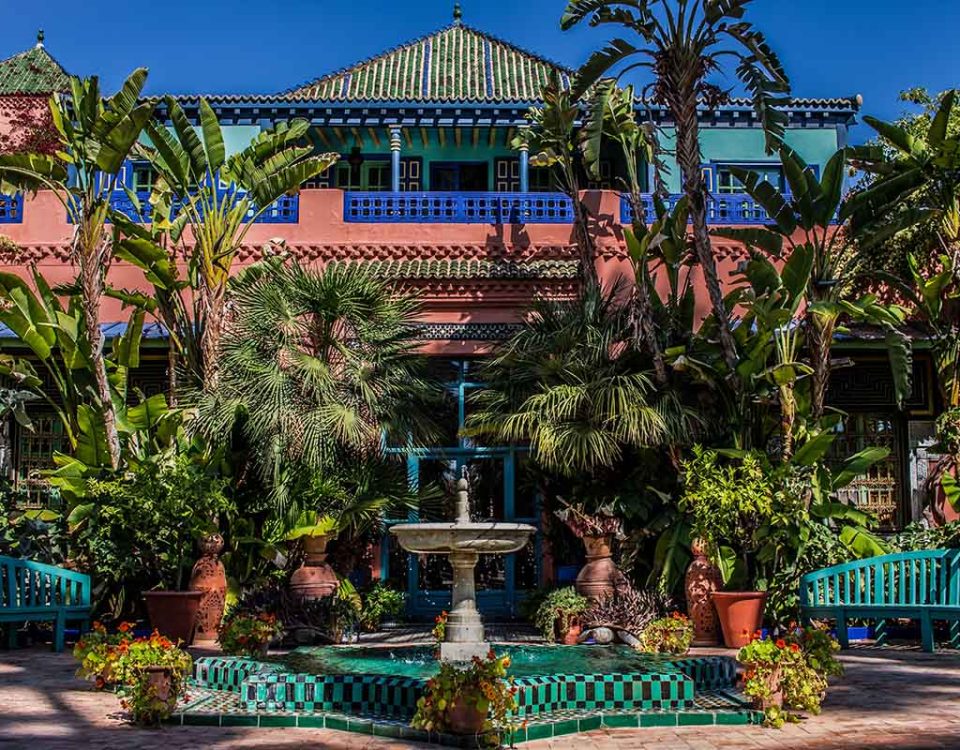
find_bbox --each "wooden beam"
[367,126,381,148]
[504,127,516,148]
[454,127,462,148]
[438,128,446,148]
[488,126,496,148]
[419,127,430,148]
[471,128,480,148]
[403,127,413,149]
[332,127,348,147]
[350,127,364,147]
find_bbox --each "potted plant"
[285,513,340,601]
[554,500,626,600]
[637,612,694,654]
[73,621,137,689]
[117,631,193,726]
[535,587,590,644]
[219,610,283,658]
[680,447,778,648]
[359,581,406,632]
[411,650,518,738]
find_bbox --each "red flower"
[117,622,132,633]
[776,639,786,649]
[790,643,800,653]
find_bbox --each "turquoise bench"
[0,556,91,652]
[800,550,960,652]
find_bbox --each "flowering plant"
[219,611,283,658]
[637,612,694,654]
[411,650,519,741]
[737,626,842,728]
[432,610,448,645]
[117,632,193,725]
[73,621,137,688]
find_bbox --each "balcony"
[619,192,812,225]
[344,192,575,224]
[0,194,23,224]
[106,190,300,224]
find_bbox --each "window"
[335,160,391,191]
[529,166,556,193]
[366,162,391,192]
[131,163,158,193]
[716,164,785,194]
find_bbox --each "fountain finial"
[454,468,470,523]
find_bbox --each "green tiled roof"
[285,21,573,104]
[329,258,580,281]
[0,34,70,96]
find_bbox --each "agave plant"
[0,69,154,468]
[127,98,339,389]
[192,259,442,511]
[561,0,791,376]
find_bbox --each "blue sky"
[3,0,957,137]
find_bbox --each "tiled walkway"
[1,644,959,749]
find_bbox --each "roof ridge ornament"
[36,29,45,48]
[453,2,462,24]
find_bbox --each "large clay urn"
[575,535,623,601]
[189,533,227,642]
[685,537,723,646]
[289,534,338,601]
[143,590,203,645]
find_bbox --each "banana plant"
[133,98,339,389]
[514,74,598,289]
[0,69,154,469]
[712,146,914,420]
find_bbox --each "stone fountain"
[390,472,535,662]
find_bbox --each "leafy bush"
[219,611,283,657]
[68,454,232,615]
[636,613,693,654]
[585,584,667,637]
[892,521,960,551]
[0,480,67,564]
[359,581,406,631]
[534,587,590,642]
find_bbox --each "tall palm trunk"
[200,280,226,391]
[672,96,739,374]
[76,219,121,469]
[808,315,834,420]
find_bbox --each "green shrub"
[360,581,406,631]
[534,587,590,642]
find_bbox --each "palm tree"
[464,285,683,476]
[133,98,339,390]
[0,70,154,469]
[192,259,442,511]
[561,0,791,375]
[514,75,599,289]
[582,80,668,382]
[713,146,912,420]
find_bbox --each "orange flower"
[501,656,511,669]
[776,639,786,649]
[789,643,800,653]
[117,622,132,633]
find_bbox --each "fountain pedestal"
[441,549,489,662]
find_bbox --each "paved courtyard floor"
[1,643,959,749]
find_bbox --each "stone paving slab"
[1,644,959,749]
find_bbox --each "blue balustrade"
[0,194,23,224]
[344,191,574,224]
[107,190,299,224]
[619,191,816,226]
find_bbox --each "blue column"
[518,137,530,193]
[390,126,402,192]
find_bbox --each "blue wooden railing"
[344,191,575,224]
[619,192,811,225]
[107,190,299,224]
[0,194,23,223]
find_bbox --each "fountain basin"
[389,522,535,554]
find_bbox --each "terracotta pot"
[575,535,623,601]
[144,666,174,704]
[446,700,486,734]
[143,591,203,646]
[189,533,227,642]
[560,621,582,646]
[685,537,723,646]
[289,534,339,601]
[711,591,767,649]
[743,663,783,710]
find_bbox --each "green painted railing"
[800,550,960,652]
[0,556,91,652]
